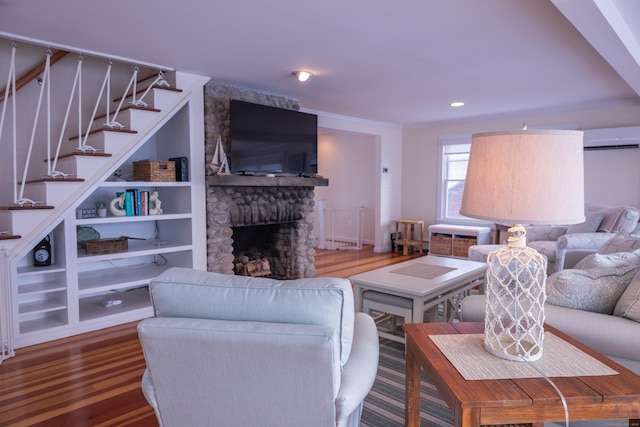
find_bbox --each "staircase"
[0,38,209,360]
[1,79,190,254]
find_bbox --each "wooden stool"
[362,290,413,344]
[395,220,424,255]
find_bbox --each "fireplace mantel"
[207,175,329,187]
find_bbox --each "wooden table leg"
[405,338,421,427]
[403,223,409,256]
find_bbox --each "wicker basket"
[133,160,176,182]
[85,237,129,255]
[429,234,452,256]
[453,236,477,258]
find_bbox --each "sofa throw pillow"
[567,212,604,234]
[597,233,640,255]
[614,268,640,322]
[574,249,640,270]
[546,264,640,314]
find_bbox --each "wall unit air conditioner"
[583,126,640,151]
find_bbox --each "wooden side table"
[395,220,424,255]
[403,322,640,427]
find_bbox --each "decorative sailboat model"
[210,135,230,175]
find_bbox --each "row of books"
[118,189,153,216]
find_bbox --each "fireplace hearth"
[206,176,327,279]
[232,223,294,279]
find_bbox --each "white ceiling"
[1,0,639,126]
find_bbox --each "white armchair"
[137,267,379,427]
[470,204,640,274]
[531,203,640,273]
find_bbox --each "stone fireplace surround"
[204,84,328,278]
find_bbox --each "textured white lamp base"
[484,243,547,362]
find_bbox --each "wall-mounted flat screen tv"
[229,100,318,176]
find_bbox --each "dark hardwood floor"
[0,246,424,427]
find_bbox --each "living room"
[1,1,640,426]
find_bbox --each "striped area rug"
[361,339,530,427]
[361,339,455,427]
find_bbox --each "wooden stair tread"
[94,105,161,121]
[69,127,137,141]
[112,84,182,103]
[0,234,21,240]
[54,152,112,160]
[1,205,54,210]
[25,177,85,184]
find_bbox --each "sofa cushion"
[546,264,640,314]
[574,249,640,270]
[566,212,604,234]
[597,233,640,254]
[149,267,355,366]
[614,269,640,322]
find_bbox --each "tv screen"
[229,100,318,176]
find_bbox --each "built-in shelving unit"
[11,93,206,348]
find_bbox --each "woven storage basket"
[85,237,128,255]
[430,234,452,256]
[453,236,477,258]
[133,160,176,182]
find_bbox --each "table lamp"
[460,128,584,361]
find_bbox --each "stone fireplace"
[206,176,328,279]
[203,83,328,279]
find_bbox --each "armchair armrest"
[555,232,616,271]
[335,312,379,426]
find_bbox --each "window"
[437,135,487,225]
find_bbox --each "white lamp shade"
[460,129,585,225]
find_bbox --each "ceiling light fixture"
[293,71,313,82]
[450,101,464,107]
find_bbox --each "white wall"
[314,113,402,252]
[584,148,640,207]
[315,132,376,245]
[315,132,375,209]
[402,101,640,232]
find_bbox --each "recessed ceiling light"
[292,71,313,82]
[450,101,465,107]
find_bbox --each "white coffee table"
[350,255,486,325]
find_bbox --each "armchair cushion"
[149,267,355,366]
[566,212,604,234]
[614,269,640,322]
[546,264,640,314]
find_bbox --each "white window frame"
[437,134,492,227]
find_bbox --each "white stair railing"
[76,60,112,153]
[15,49,52,206]
[50,54,83,177]
[0,43,19,206]
[0,247,15,364]
[1,37,175,215]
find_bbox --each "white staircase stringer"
[5,77,201,263]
